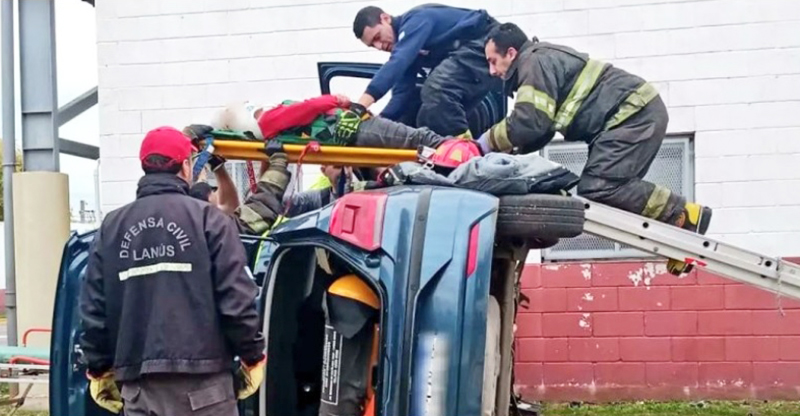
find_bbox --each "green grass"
[541,400,800,416]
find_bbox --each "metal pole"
[2,0,18,348]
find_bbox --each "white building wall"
[95,0,800,256]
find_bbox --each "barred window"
[541,134,695,261]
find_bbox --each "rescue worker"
[78,126,266,415]
[477,22,713,275]
[349,4,503,139]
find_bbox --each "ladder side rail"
[577,198,800,301]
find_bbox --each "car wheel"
[496,194,585,242]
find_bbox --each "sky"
[0,0,99,217]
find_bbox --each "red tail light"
[466,223,479,277]
[329,192,388,251]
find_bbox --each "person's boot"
[666,202,713,276]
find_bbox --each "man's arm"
[379,68,419,121]
[207,207,265,365]
[234,152,291,235]
[258,95,346,139]
[486,55,559,154]
[359,16,434,108]
[78,228,113,376]
[214,165,240,215]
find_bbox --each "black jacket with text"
[79,173,265,382]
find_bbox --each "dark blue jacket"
[365,4,493,120]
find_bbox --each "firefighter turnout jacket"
[488,39,660,154]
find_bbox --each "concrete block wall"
[515,259,800,401]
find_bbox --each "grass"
[541,400,800,416]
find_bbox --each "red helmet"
[421,139,482,169]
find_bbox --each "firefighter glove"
[335,103,370,145]
[263,140,285,157]
[236,355,267,400]
[87,371,123,414]
[208,154,226,171]
[183,124,214,146]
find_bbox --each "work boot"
[666,202,713,276]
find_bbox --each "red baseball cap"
[139,126,196,166]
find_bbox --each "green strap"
[604,82,660,131]
[516,85,556,120]
[554,59,607,134]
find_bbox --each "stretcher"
[199,130,419,168]
[201,131,800,302]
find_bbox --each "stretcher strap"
[246,161,258,194]
[282,141,321,216]
[192,135,215,182]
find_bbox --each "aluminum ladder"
[578,197,800,301]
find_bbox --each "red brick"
[541,263,592,288]
[566,288,618,312]
[514,363,543,387]
[672,337,726,362]
[645,311,698,336]
[520,265,542,289]
[754,362,800,385]
[725,336,781,362]
[522,288,567,313]
[699,362,754,386]
[752,310,800,335]
[646,363,699,386]
[542,313,593,337]
[619,287,670,311]
[593,312,644,337]
[517,338,569,362]
[725,284,800,310]
[543,363,594,385]
[568,338,620,362]
[671,286,724,310]
[698,311,753,335]
[516,314,542,338]
[594,363,646,386]
[698,270,733,285]
[779,337,800,361]
[591,262,642,287]
[620,337,671,361]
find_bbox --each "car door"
[50,231,277,416]
[317,62,508,138]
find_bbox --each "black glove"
[183,124,214,146]
[335,103,370,145]
[208,154,226,171]
[263,140,285,157]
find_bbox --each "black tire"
[496,194,585,242]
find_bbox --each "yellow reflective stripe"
[554,59,607,133]
[239,205,270,235]
[489,119,514,152]
[516,85,556,120]
[119,262,193,281]
[604,82,660,131]
[642,184,672,220]
[252,215,287,269]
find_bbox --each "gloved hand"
[335,103,370,145]
[208,154,226,171]
[236,355,267,400]
[87,371,123,414]
[263,140,285,157]
[182,124,214,146]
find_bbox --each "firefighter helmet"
[427,138,482,169]
[328,274,380,310]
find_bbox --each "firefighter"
[348,4,503,139]
[319,274,380,416]
[78,126,266,415]
[477,22,712,275]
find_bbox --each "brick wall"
[514,259,800,401]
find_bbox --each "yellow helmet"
[328,274,380,310]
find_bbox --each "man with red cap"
[78,126,266,415]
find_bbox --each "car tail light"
[466,223,479,277]
[329,192,388,252]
